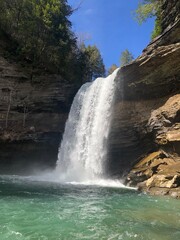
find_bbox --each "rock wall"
[126,94,180,197]
[0,46,78,174]
[161,0,180,32]
[107,1,180,197]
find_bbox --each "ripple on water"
[0,175,180,240]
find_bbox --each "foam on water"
[0,174,136,190]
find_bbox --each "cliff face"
[0,38,78,173]
[108,0,180,197]
[161,0,179,31]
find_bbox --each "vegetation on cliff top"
[120,50,134,67]
[108,64,118,76]
[107,50,134,75]
[0,0,105,83]
[135,0,162,39]
[0,0,164,82]
[79,44,105,81]
[107,0,162,74]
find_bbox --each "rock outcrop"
[126,95,180,198]
[108,0,180,197]
[161,0,180,32]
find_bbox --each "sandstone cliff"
[0,33,78,174]
[108,0,180,198]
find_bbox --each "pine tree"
[120,50,134,67]
[0,0,76,72]
[80,44,105,81]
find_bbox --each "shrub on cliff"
[135,0,162,39]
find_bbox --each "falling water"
[55,69,120,183]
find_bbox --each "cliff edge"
[108,0,180,198]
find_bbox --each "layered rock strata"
[108,0,180,197]
[0,53,77,174]
[126,95,180,198]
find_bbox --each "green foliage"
[120,49,134,67]
[107,64,118,75]
[135,0,158,24]
[79,44,105,81]
[0,0,74,68]
[151,8,162,39]
[134,0,162,39]
[0,0,105,83]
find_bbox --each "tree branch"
[71,0,84,12]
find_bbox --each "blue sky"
[68,0,155,69]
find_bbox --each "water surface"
[0,175,180,240]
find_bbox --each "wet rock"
[127,149,180,197]
[169,188,180,199]
[146,174,178,188]
[0,50,78,173]
[146,187,170,197]
[124,93,180,197]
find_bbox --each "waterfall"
[55,69,119,183]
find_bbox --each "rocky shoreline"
[125,94,180,198]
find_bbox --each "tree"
[120,49,134,67]
[0,1,106,84]
[0,0,77,73]
[107,64,118,75]
[134,0,162,39]
[79,44,105,81]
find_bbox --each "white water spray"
[55,69,122,185]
